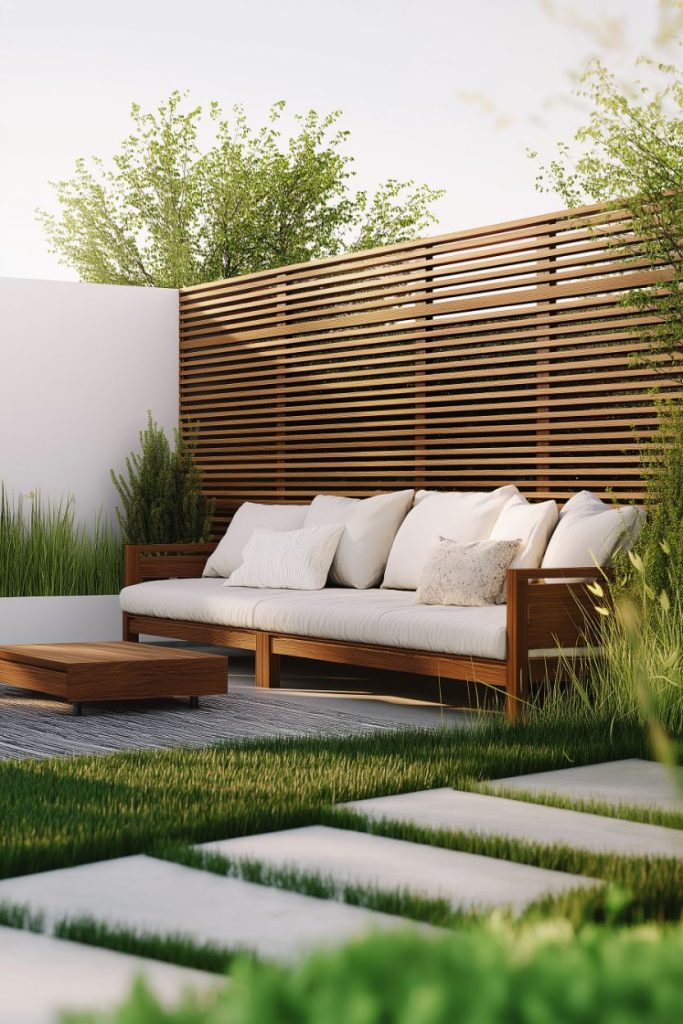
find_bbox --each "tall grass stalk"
[0,485,122,597]
[538,554,683,737]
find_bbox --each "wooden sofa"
[122,543,605,720]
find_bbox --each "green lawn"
[1,718,680,926]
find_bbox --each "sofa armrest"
[507,565,608,659]
[504,565,609,718]
[124,543,217,587]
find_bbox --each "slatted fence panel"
[179,201,679,535]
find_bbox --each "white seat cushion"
[120,578,271,627]
[382,486,518,590]
[120,580,507,660]
[203,502,308,578]
[304,490,414,589]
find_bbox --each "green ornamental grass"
[0,484,122,597]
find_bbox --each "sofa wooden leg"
[255,632,280,688]
[505,655,529,722]
[122,613,139,643]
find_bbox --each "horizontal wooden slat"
[179,202,675,520]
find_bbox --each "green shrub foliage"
[71,927,683,1024]
[111,413,214,543]
[638,399,683,599]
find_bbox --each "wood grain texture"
[0,642,228,704]
[178,200,678,535]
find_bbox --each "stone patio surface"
[0,924,220,1024]
[0,854,416,963]
[342,788,683,859]
[201,824,601,913]
[490,758,683,814]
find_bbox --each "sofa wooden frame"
[122,543,606,720]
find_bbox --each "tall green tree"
[532,58,683,593]
[38,94,444,287]
[531,58,683,381]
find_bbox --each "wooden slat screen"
[179,201,679,535]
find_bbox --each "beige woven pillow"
[416,538,521,607]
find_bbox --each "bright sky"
[0,0,679,281]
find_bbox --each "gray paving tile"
[0,924,219,1024]
[490,759,683,813]
[0,855,412,964]
[200,824,600,914]
[342,788,683,859]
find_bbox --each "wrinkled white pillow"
[541,491,645,569]
[223,524,344,590]
[203,502,308,578]
[490,494,559,601]
[304,490,414,588]
[381,486,518,590]
[416,538,521,607]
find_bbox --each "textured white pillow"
[203,502,308,578]
[304,490,414,588]
[490,494,559,601]
[223,524,344,590]
[541,491,645,569]
[416,538,521,607]
[381,486,518,590]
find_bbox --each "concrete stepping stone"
[490,759,683,814]
[342,788,683,859]
[200,825,600,914]
[0,924,219,1024]
[0,855,413,964]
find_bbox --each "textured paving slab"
[200,825,600,914]
[490,759,683,813]
[0,924,219,1024]
[342,788,683,859]
[0,855,412,963]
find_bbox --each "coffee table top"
[0,641,227,671]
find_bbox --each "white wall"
[0,277,179,526]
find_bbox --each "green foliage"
[638,398,683,597]
[532,59,683,378]
[69,926,683,1024]
[38,93,444,287]
[111,413,214,543]
[1,721,681,922]
[53,916,250,975]
[0,484,122,596]
[531,57,683,744]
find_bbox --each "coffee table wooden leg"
[72,702,82,717]
[189,697,199,710]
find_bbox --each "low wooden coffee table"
[0,642,228,716]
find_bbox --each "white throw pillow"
[541,491,645,569]
[304,490,414,588]
[489,494,559,602]
[203,502,308,578]
[381,486,518,590]
[416,538,521,607]
[223,524,344,590]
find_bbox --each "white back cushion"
[223,524,344,591]
[203,502,308,578]
[304,490,414,589]
[381,486,518,590]
[489,494,559,601]
[541,491,645,568]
